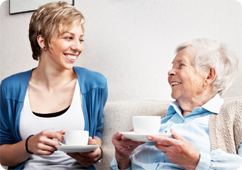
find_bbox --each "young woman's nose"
[71,39,83,52]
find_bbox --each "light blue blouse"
[110,94,242,170]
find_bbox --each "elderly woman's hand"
[112,131,145,169]
[148,129,200,170]
[67,137,102,167]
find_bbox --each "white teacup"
[133,116,161,135]
[64,130,89,146]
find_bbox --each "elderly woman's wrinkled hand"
[112,131,144,169]
[148,129,200,170]
[112,131,144,157]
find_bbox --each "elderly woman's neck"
[178,92,217,117]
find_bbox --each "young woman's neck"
[31,63,76,91]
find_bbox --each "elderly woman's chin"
[170,91,181,100]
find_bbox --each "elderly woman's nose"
[168,68,175,76]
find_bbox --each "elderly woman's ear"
[204,67,216,87]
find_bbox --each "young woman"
[0,2,108,169]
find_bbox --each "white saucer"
[56,145,99,153]
[121,132,171,142]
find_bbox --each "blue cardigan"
[0,67,108,170]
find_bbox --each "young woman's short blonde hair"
[29,1,85,60]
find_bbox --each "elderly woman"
[0,2,107,170]
[111,38,242,170]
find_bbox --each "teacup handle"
[59,135,65,146]
[59,141,65,146]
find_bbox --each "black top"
[32,106,70,118]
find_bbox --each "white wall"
[1,0,242,101]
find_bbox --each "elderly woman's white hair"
[176,38,239,95]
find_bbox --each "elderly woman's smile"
[170,82,182,86]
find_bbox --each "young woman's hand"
[67,137,102,167]
[27,130,65,155]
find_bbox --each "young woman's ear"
[37,35,46,50]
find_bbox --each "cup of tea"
[133,116,161,135]
[64,130,89,146]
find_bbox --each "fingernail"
[148,136,152,140]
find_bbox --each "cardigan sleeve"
[82,82,108,140]
[0,82,15,145]
[95,84,108,139]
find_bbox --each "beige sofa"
[1,98,241,170]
